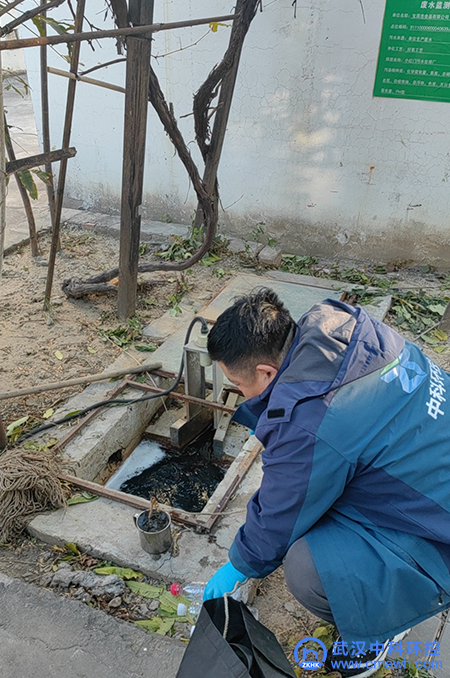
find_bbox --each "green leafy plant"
[158,235,194,262]
[168,292,183,316]
[212,267,226,278]
[389,291,448,335]
[251,223,265,241]
[32,15,75,57]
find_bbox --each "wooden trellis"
[0,0,261,319]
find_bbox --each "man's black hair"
[207,288,295,372]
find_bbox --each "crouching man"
[203,288,450,677]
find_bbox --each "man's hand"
[203,561,247,600]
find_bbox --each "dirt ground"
[0,228,235,426]
[1,225,450,676]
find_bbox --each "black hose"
[17,316,209,443]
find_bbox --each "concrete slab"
[61,207,189,248]
[0,573,184,678]
[266,270,392,322]
[39,353,166,481]
[29,449,263,584]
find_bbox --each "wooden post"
[4,113,40,256]
[117,0,154,319]
[0,50,6,277]
[44,0,85,306]
[40,0,57,248]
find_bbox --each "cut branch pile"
[0,447,68,541]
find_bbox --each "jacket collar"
[231,299,405,431]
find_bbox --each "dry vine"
[62,0,261,298]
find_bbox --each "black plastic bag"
[175,597,297,678]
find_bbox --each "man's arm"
[229,422,354,578]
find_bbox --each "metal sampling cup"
[133,510,173,555]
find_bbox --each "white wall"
[23,0,450,264]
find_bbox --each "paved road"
[0,573,184,678]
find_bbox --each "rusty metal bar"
[124,379,236,414]
[59,473,201,528]
[150,368,242,396]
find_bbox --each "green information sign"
[374,0,450,102]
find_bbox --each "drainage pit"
[107,426,228,513]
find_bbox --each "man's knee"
[284,537,317,602]
[284,537,335,624]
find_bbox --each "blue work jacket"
[230,299,450,644]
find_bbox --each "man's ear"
[255,363,279,381]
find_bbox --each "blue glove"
[203,561,247,600]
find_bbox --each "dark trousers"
[283,537,336,625]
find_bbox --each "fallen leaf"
[422,334,440,345]
[55,350,63,360]
[6,416,29,436]
[95,566,143,580]
[135,617,175,635]
[67,493,98,505]
[43,408,54,419]
[125,580,164,598]
[87,347,97,354]
[433,329,448,341]
[429,304,447,316]
[65,542,80,555]
[134,344,157,352]
[434,346,450,354]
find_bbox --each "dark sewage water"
[120,427,226,513]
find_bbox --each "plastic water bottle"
[170,582,205,625]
